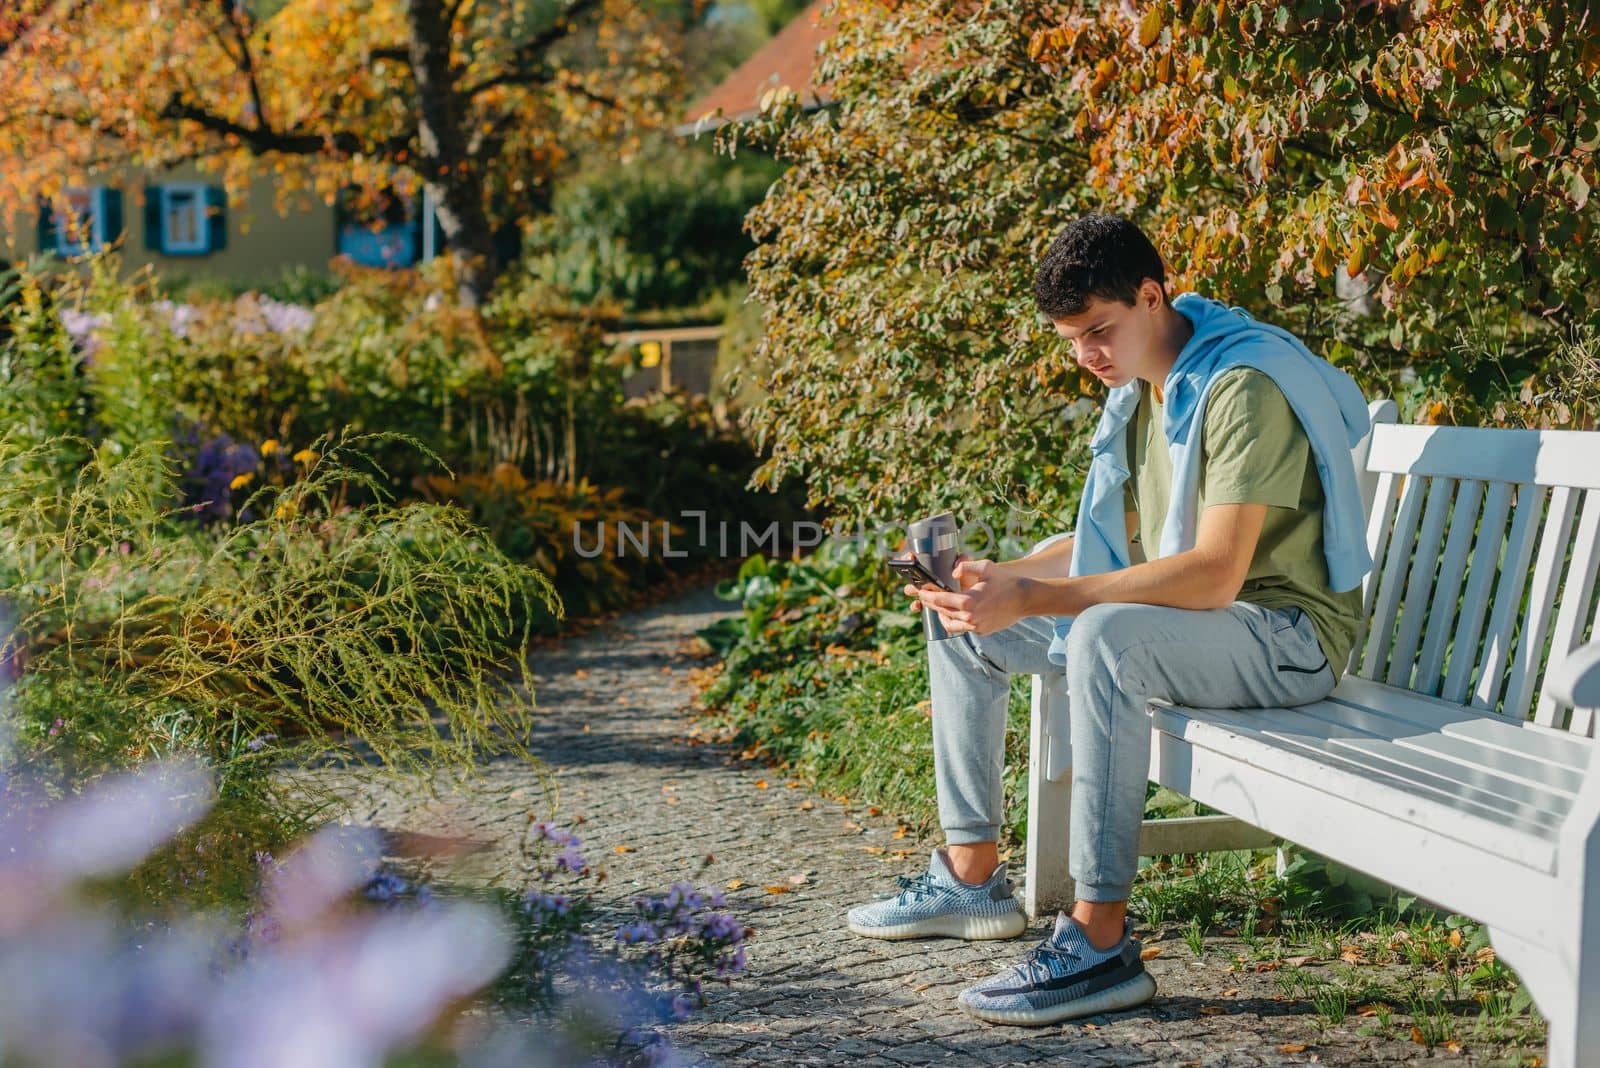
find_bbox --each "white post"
[1024,674,1074,918]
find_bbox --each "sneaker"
[846,847,1026,941]
[957,912,1157,1026]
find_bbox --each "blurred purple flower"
[181,433,259,521]
[151,300,200,339]
[258,298,314,336]
[58,308,106,360]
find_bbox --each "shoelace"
[894,871,939,903]
[1015,940,1081,984]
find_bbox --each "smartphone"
[886,555,954,592]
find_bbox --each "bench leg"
[1024,674,1073,919]
[1486,925,1597,1068]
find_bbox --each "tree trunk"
[406,0,498,307]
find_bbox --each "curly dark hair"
[1033,214,1167,320]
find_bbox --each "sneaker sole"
[847,910,1027,941]
[959,970,1157,1026]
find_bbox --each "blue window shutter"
[205,186,227,252]
[144,186,165,252]
[102,189,124,248]
[36,197,56,253]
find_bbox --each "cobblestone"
[304,585,1472,1067]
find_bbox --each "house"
[1,162,449,280]
[677,0,834,135]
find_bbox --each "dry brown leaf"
[1140,947,1163,960]
[799,800,815,811]
[786,781,803,789]
[912,982,931,992]
[893,826,909,839]
[1082,1023,1097,1030]
[1448,928,1463,948]
[1411,1026,1428,1046]
[666,797,680,805]
[1356,1002,1389,1017]
[1444,1041,1464,1053]
[614,845,635,854]
[754,780,769,789]
[1278,1043,1308,1054]
[867,806,882,816]
[1220,988,1239,997]
[1199,1006,1227,1016]
[725,879,746,890]
[573,669,589,679]
[764,885,790,894]
[1340,949,1363,964]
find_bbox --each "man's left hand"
[903,559,1030,636]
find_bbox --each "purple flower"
[554,846,588,874]
[615,922,659,945]
[700,912,743,943]
[59,308,107,360]
[245,734,276,752]
[180,433,260,521]
[258,298,314,336]
[151,300,200,339]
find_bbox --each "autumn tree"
[720,0,1600,530]
[0,0,684,304]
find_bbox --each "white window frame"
[160,182,210,254]
[54,186,107,256]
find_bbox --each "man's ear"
[1139,278,1165,311]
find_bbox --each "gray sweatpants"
[929,601,1337,902]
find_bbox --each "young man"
[846,213,1373,1025]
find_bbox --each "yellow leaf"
[1346,237,1369,277]
[1278,1043,1308,1053]
[893,826,908,839]
[1140,946,1163,960]
[1138,7,1163,48]
[754,780,769,789]
[799,800,814,811]
[614,845,634,854]
[1448,928,1463,948]
[1411,1026,1428,1045]
[725,878,746,890]
[764,884,790,894]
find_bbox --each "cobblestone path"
[330,585,1468,1067]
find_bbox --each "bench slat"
[1535,490,1600,729]
[1388,476,1457,687]
[1416,479,1485,695]
[1363,472,1428,679]
[1197,703,1571,834]
[1330,677,1592,772]
[1473,484,1547,712]
[1510,486,1580,724]
[1284,699,1585,798]
[1442,481,1514,704]
[1367,423,1600,489]
[1349,469,1402,675]
[1151,703,1561,871]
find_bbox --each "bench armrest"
[1549,641,1600,709]
[1024,532,1072,559]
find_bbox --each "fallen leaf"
[1356,1002,1389,1017]
[1199,1006,1228,1016]
[1140,947,1164,960]
[1448,928,1463,948]
[1444,1041,1464,1052]
[1411,1026,1428,1046]
[788,873,808,885]
[764,885,790,894]
[786,781,802,789]
[1220,988,1239,997]
[893,826,909,839]
[1254,961,1281,972]
[799,800,815,811]
[1340,949,1363,964]
[667,796,680,805]
[867,806,882,816]
[1082,1023,1098,1030]
[754,780,769,789]
[912,982,931,992]
[1279,1043,1308,1054]
[614,845,635,854]
[573,668,589,679]
[863,846,886,856]
[726,879,746,890]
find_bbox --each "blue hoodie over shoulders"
[1045,293,1373,667]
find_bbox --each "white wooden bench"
[1021,400,1600,1067]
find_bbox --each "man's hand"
[902,558,1030,636]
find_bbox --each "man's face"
[1048,283,1163,390]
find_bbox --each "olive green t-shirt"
[1124,368,1363,678]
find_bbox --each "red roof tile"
[680,1,834,134]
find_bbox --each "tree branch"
[461,0,603,98]
[160,93,414,160]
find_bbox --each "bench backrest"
[1350,402,1600,735]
